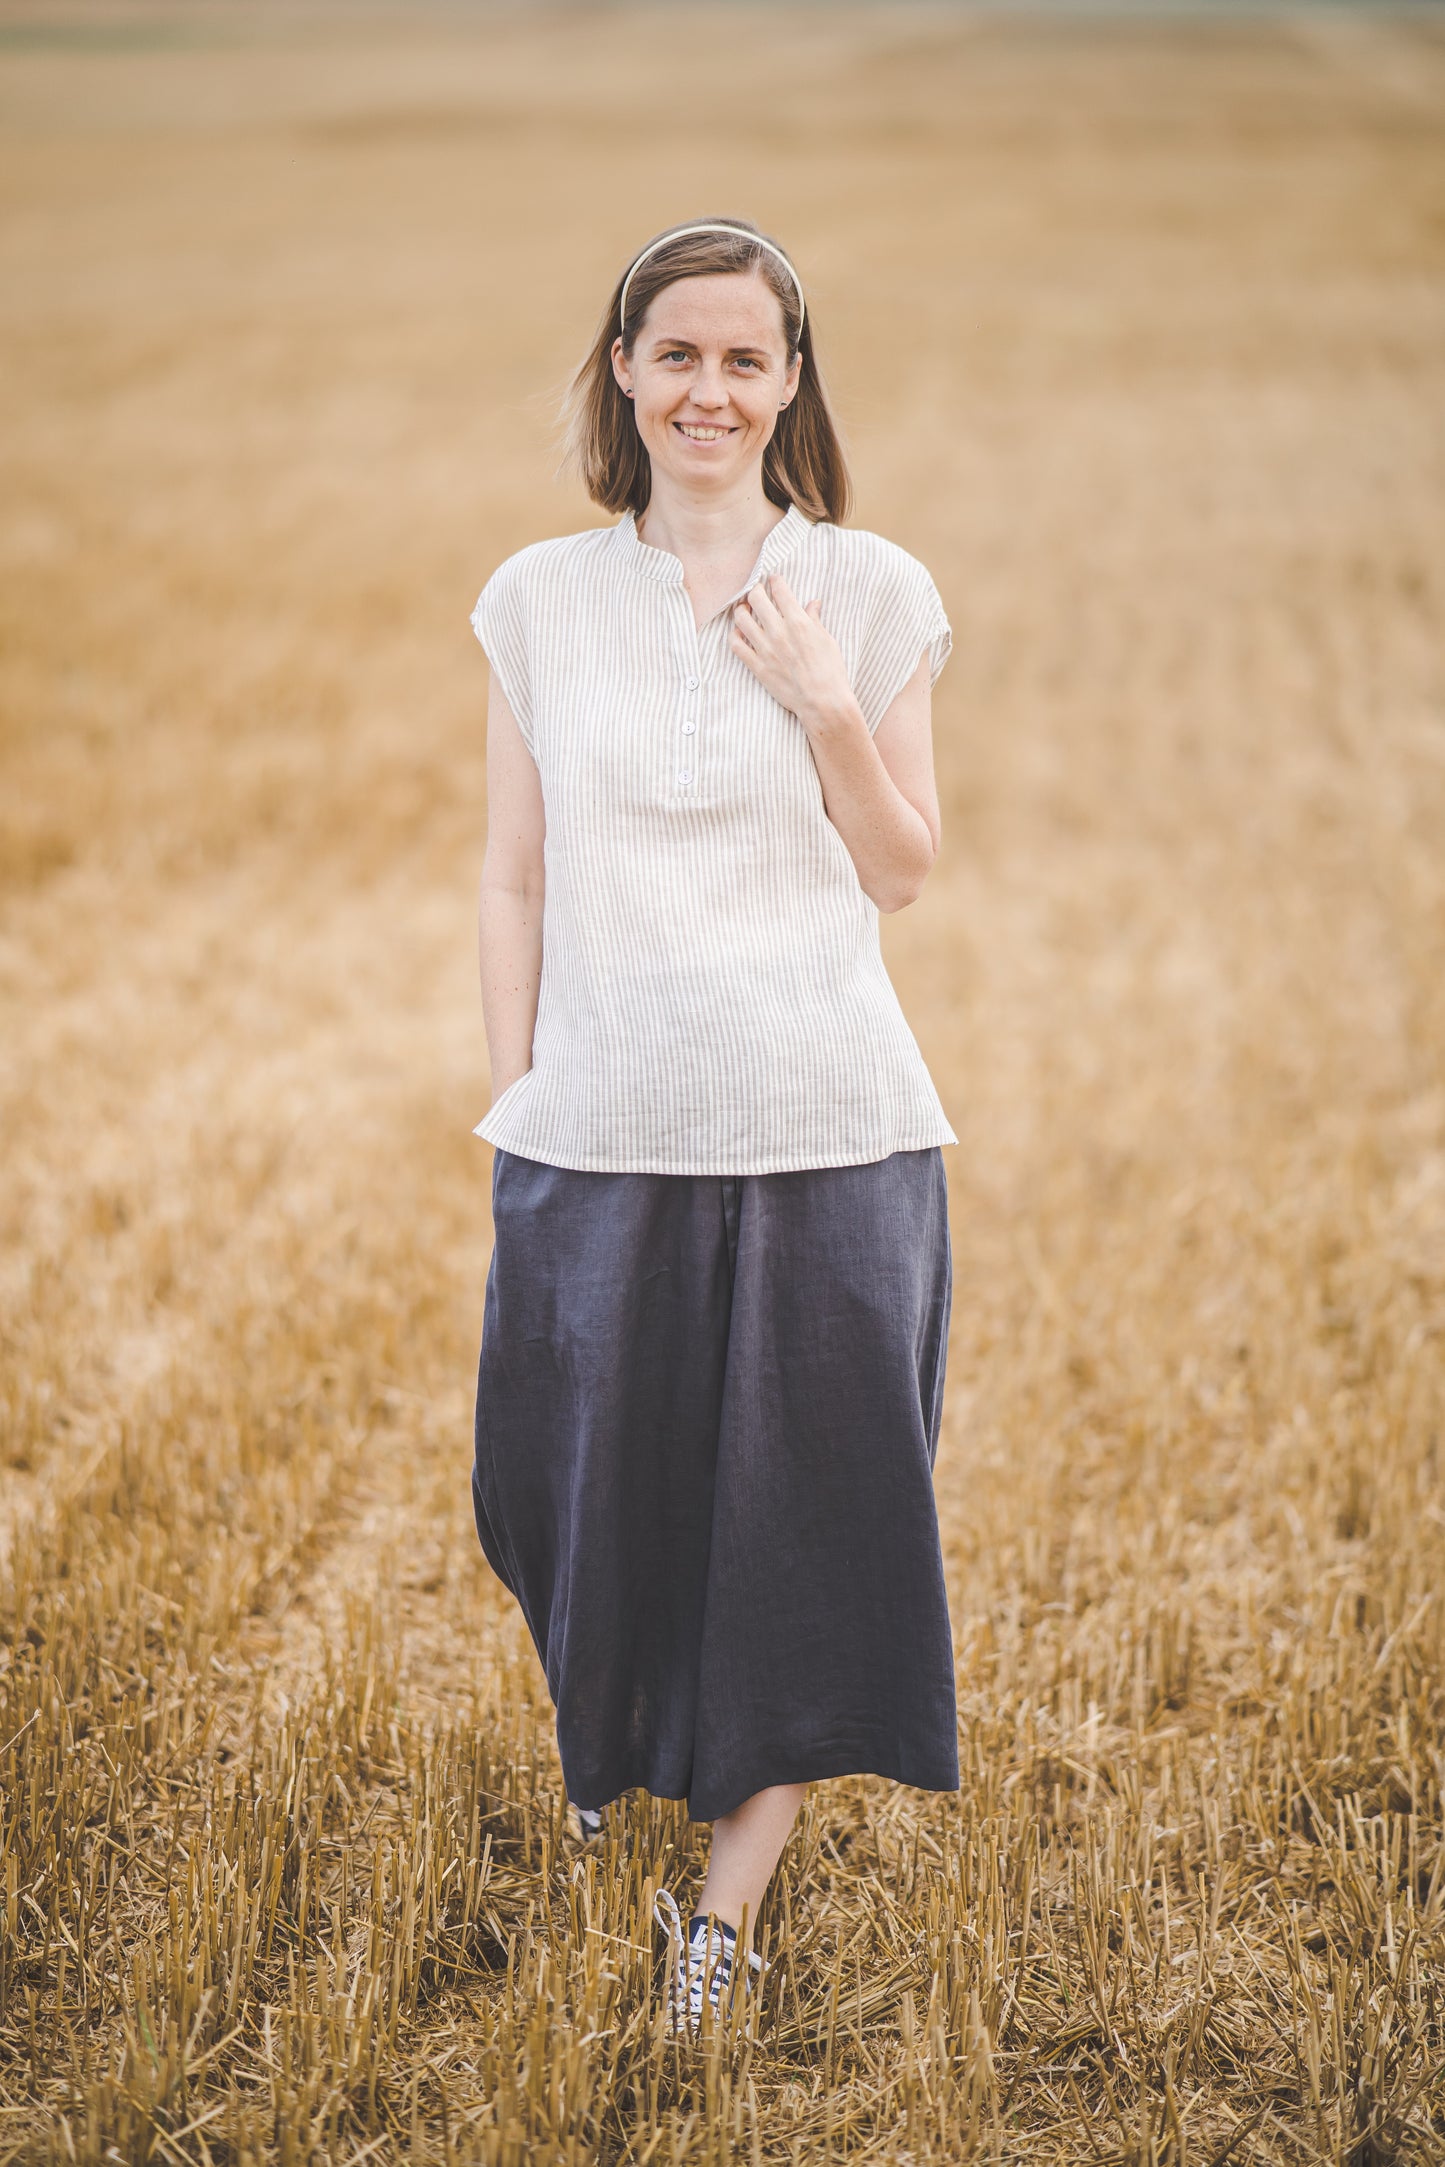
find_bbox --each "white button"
[686,675,700,690]
[682,720,697,735]
[677,769,692,786]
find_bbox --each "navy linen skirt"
[471,1146,960,1824]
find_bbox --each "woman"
[469,217,959,2034]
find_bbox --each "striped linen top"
[469,501,958,1175]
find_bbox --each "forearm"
[801,693,937,913]
[479,869,544,1095]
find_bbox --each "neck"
[636,472,784,569]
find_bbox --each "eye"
[661,349,690,363]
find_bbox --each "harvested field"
[2,4,1445,2160]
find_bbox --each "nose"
[691,358,730,410]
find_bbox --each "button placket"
[657,513,800,803]
[673,598,704,798]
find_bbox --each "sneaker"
[572,1802,606,1841]
[653,1888,763,2038]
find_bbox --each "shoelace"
[653,1889,763,2035]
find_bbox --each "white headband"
[618,223,805,339]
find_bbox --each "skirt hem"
[569,1750,962,1827]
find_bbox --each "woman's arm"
[478,672,545,1098]
[729,575,941,914]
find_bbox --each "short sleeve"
[469,553,535,756]
[851,548,953,737]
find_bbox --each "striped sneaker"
[653,1888,763,2037]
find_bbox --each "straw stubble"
[2,7,1443,2161]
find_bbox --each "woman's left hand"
[730,575,853,732]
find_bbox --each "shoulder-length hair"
[562,216,852,525]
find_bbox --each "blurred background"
[3,4,1444,2159]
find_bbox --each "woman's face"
[611,271,801,495]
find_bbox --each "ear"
[610,335,634,401]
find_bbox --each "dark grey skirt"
[471,1146,959,1824]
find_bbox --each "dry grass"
[3,5,1445,2160]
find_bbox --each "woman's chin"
[657,450,747,490]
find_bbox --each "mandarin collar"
[610,502,812,592]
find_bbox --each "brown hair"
[562,216,852,524]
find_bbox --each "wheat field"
[2,5,1444,2161]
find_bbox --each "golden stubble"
[1,8,1443,2161]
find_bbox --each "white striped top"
[470,502,958,1175]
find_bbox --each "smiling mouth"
[675,423,736,442]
